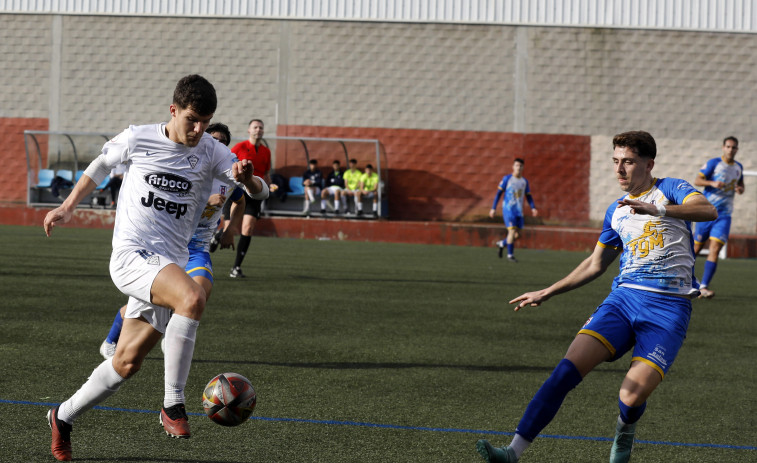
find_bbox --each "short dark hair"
[249,119,264,126]
[173,74,216,116]
[206,123,231,146]
[309,159,318,165]
[365,164,374,169]
[349,159,357,164]
[514,158,525,164]
[612,131,657,159]
[723,136,738,146]
[333,160,341,165]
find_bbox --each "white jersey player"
[44,75,267,461]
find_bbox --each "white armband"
[246,176,269,200]
[655,203,666,217]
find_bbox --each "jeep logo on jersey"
[144,172,192,193]
[141,191,188,219]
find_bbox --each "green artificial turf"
[0,224,754,462]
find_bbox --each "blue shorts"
[578,286,691,379]
[694,215,732,245]
[185,249,214,283]
[504,214,524,230]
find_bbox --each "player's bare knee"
[112,355,143,378]
[175,287,206,319]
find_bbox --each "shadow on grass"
[146,357,626,374]
[76,459,246,463]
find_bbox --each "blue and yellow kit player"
[489,158,538,262]
[693,136,745,298]
[477,131,717,463]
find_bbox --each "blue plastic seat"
[75,170,86,182]
[288,176,305,196]
[35,169,55,188]
[56,170,74,182]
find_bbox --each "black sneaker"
[507,255,518,263]
[209,229,223,253]
[357,210,363,216]
[230,266,245,278]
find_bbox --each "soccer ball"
[202,372,257,426]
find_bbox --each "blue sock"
[618,398,646,424]
[507,243,515,256]
[516,358,583,441]
[701,260,717,287]
[105,310,123,344]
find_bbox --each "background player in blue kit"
[692,136,745,299]
[489,158,538,262]
[476,131,717,463]
[100,123,245,359]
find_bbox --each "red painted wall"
[0,118,49,203]
[277,125,592,225]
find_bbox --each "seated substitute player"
[475,131,717,463]
[355,163,380,217]
[43,75,268,462]
[320,159,346,215]
[489,158,538,262]
[99,123,245,359]
[302,158,324,215]
[342,158,362,214]
[692,135,745,299]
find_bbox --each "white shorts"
[324,186,342,196]
[109,245,178,332]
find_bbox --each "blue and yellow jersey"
[598,178,702,296]
[698,156,744,217]
[189,180,244,253]
[492,174,536,218]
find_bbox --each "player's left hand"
[232,159,254,183]
[616,198,656,215]
[531,208,539,217]
[736,185,745,194]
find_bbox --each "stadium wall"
[0,13,755,234]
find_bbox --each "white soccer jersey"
[84,123,246,265]
[598,178,703,296]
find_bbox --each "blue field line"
[4,398,755,451]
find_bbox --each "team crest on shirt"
[219,186,227,196]
[187,155,199,169]
[146,256,160,265]
[627,219,666,258]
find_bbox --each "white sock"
[163,314,199,408]
[335,199,340,210]
[510,433,531,458]
[357,201,363,211]
[372,202,377,212]
[321,199,327,209]
[58,358,126,424]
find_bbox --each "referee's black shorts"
[222,190,262,220]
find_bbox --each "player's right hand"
[43,207,73,237]
[509,290,550,311]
